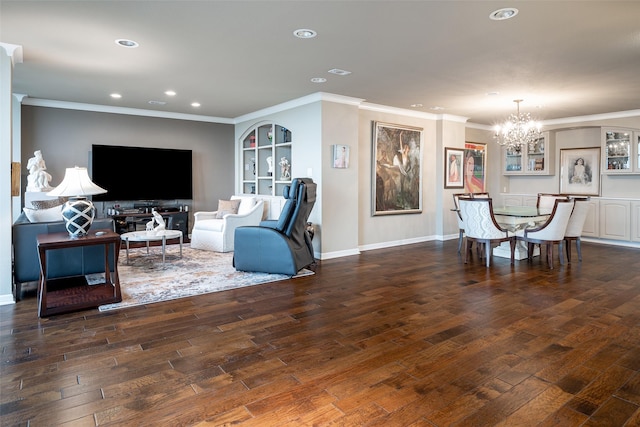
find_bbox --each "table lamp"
[47,166,107,237]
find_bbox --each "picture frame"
[463,142,487,193]
[332,144,350,168]
[372,121,423,215]
[444,147,464,188]
[560,147,601,196]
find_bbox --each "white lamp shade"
[47,167,107,197]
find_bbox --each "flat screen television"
[91,144,193,202]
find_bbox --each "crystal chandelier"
[494,99,542,151]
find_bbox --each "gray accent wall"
[21,106,235,230]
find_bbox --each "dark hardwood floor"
[2,240,640,426]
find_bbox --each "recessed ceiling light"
[110,93,122,99]
[293,29,317,39]
[115,38,139,48]
[148,100,166,105]
[486,91,500,96]
[328,68,351,76]
[410,103,423,108]
[191,102,201,107]
[310,77,327,83]
[430,106,445,111]
[165,90,176,96]
[489,8,518,21]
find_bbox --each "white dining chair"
[536,193,565,210]
[458,198,515,267]
[518,198,574,269]
[452,193,471,253]
[564,197,590,262]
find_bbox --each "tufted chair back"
[459,198,509,240]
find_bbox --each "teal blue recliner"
[233,178,316,275]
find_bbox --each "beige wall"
[357,110,440,250]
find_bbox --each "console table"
[36,229,122,317]
[110,210,189,241]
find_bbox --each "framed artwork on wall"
[560,147,601,196]
[372,121,423,215]
[464,142,487,193]
[333,144,350,168]
[444,147,464,189]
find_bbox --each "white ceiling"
[2,1,640,126]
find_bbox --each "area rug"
[98,244,313,311]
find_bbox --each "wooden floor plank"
[2,240,640,425]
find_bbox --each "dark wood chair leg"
[509,238,515,265]
[559,241,564,265]
[464,238,470,264]
[565,238,572,263]
[576,238,582,261]
[547,244,554,269]
[458,230,464,253]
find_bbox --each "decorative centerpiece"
[146,210,166,234]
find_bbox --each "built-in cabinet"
[599,199,630,241]
[602,128,640,174]
[240,123,292,196]
[580,198,600,238]
[496,194,640,244]
[502,132,555,175]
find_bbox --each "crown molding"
[21,98,234,124]
[466,109,640,131]
[0,43,23,65]
[234,92,365,124]
[360,102,469,123]
[541,109,640,126]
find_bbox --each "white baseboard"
[0,294,16,306]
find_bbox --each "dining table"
[492,205,552,260]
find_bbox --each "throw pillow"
[23,205,63,222]
[236,197,256,216]
[216,199,241,219]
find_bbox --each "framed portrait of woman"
[560,147,600,195]
[444,147,464,188]
[463,142,487,194]
[333,144,350,168]
[372,122,423,215]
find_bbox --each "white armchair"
[191,196,264,252]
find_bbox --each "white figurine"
[146,210,166,233]
[279,157,291,180]
[266,156,273,176]
[26,150,53,192]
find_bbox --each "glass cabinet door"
[504,147,523,173]
[636,132,640,171]
[526,136,545,172]
[603,129,631,172]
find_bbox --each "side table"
[36,229,122,317]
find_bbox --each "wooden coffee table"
[120,229,183,266]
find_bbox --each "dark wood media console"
[109,210,189,241]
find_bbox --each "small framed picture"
[560,147,601,196]
[333,144,350,168]
[444,147,464,188]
